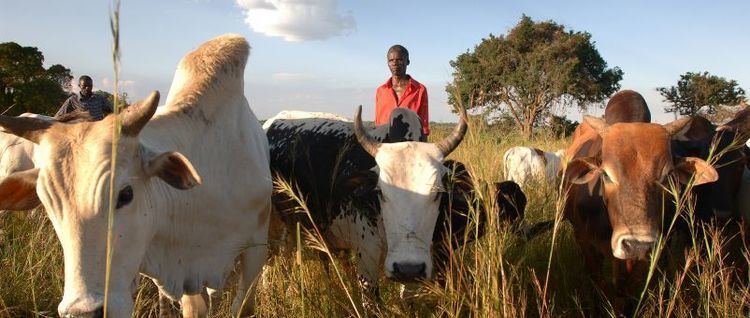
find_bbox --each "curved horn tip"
[583,115,608,134]
[0,116,51,144]
[121,90,161,136]
[664,116,692,136]
[148,90,160,102]
[353,105,379,157]
[436,106,469,157]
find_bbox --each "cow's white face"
[352,104,468,282]
[0,92,201,317]
[374,142,445,281]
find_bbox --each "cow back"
[267,118,376,229]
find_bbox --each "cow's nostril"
[392,262,426,281]
[621,239,652,258]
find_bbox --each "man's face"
[79,79,93,97]
[387,50,409,77]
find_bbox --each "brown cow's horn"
[663,116,692,136]
[436,104,468,157]
[583,115,609,134]
[353,105,380,157]
[0,116,52,144]
[121,91,160,136]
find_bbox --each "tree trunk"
[522,120,533,140]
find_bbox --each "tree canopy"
[446,15,623,139]
[0,42,73,116]
[95,90,130,109]
[658,71,746,117]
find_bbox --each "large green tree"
[658,71,746,116]
[0,42,73,115]
[447,15,623,139]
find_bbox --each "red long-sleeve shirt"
[375,76,429,135]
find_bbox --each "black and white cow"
[264,106,497,297]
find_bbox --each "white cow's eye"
[116,185,134,209]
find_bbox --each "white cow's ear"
[564,157,601,185]
[0,168,40,211]
[142,148,202,190]
[673,157,718,186]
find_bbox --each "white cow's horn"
[121,91,160,136]
[353,105,380,157]
[0,116,51,144]
[436,104,468,157]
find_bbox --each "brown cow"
[603,90,651,124]
[672,115,746,221]
[562,115,717,313]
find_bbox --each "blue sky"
[1,0,748,123]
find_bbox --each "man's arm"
[55,97,75,117]
[418,87,429,137]
[374,88,383,125]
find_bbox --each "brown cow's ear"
[143,149,202,190]
[564,157,601,185]
[673,157,718,186]
[0,168,40,211]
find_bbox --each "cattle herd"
[0,34,749,317]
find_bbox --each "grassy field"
[1,119,749,317]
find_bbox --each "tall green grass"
[1,121,749,317]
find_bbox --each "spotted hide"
[265,107,499,303]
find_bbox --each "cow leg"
[181,292,209,318]
[231,246,269,317]
[232,207,271,317]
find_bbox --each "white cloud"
[99,77,137,96]
[236,0,355,42]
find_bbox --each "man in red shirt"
[375,45,429,140]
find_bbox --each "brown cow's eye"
[116,185,134,209]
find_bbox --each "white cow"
[0,34,271,317]
[0,114,53,182]
[503,146,565,187]
[265,105,468,287]
[0,114,83,212]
